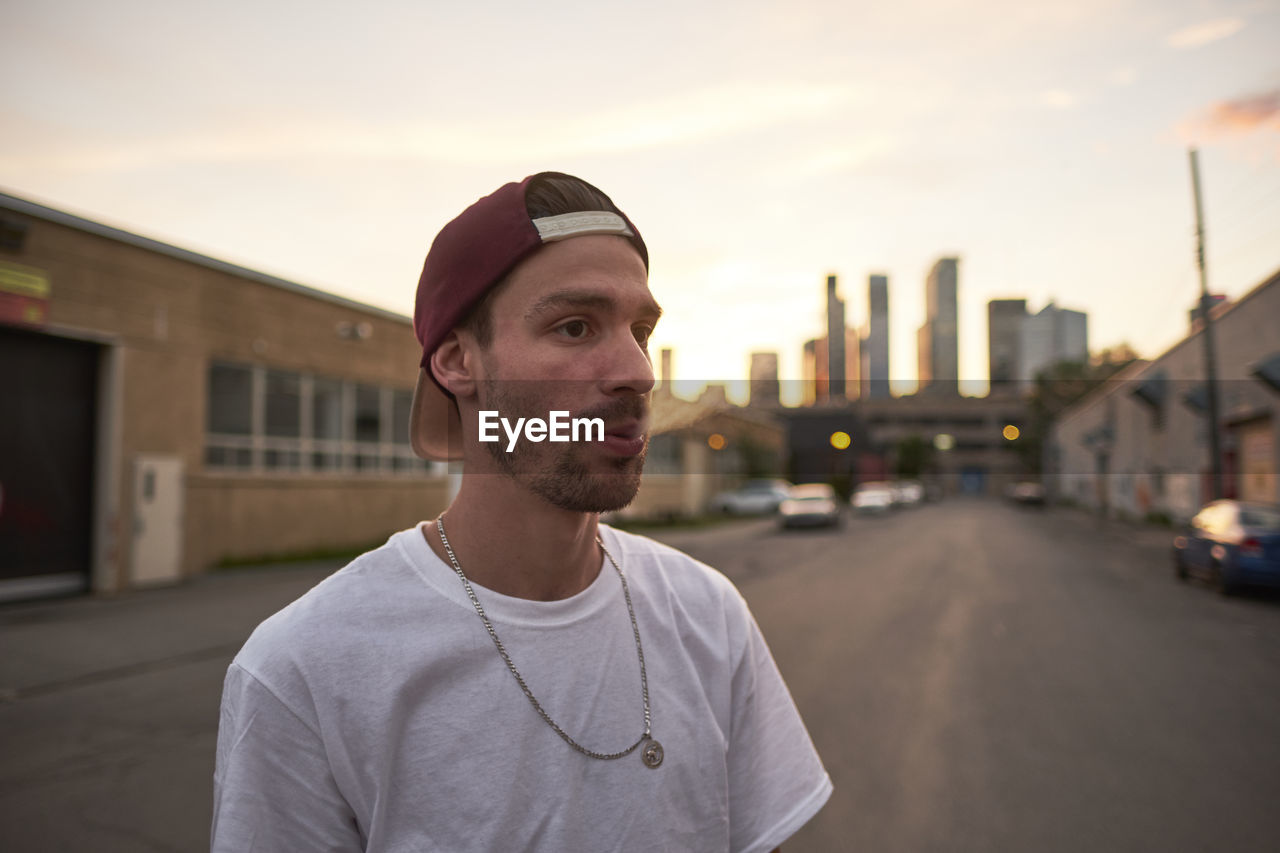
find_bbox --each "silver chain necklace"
[435,516,664,769]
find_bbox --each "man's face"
[467,234,660,513]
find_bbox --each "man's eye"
[633,325,653,346]
[557,320,590,339]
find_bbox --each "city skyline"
[779,267,1094,406]
[3,0,1277,399]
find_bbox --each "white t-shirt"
[213,523,831,852]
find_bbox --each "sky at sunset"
[3,0,1278,403]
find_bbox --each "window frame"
[204,360,438,477]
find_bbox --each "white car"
[851,482,894,514]
[892,481,924,506]
[778,484,842,528]
[710,480,791,515]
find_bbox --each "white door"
[131,455,184,586]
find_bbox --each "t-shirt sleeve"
[212,662,363,853]
[725,595,833,853]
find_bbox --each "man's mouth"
[601,419,648,456]
[604,420,646,441]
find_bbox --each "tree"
[894,434,933,479]
[1020,347,1140,475]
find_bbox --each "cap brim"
[410,367,463,461]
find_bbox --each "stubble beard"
[480,380,647,513]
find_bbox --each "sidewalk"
[0,559,343,700]
[1050,502,1177,551]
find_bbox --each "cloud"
[1207,90,1280,132]
[772,136,898,182]
[1178,90,1280,162]
[1107,67,1137,87]
[0,82,862,174]
[1167,17,1244,49]
[1185,89,1280,138]
[1039,90,1078,109]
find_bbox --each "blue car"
[1173,500,1280,595]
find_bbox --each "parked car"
[778,483,842,529]
[851,481,894,514]
[893,480,924,507]
[1173,500,1280,595]
[709,479,791,515]
[1007,481,1046,506]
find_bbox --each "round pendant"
[642,738,664,769]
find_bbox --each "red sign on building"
[0,260,50,327]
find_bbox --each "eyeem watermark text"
[479,411,605,452]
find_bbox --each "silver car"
[779,484,843,529]
[710,479,791,515]
[852,481,894,514]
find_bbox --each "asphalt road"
[1,500,1278,851]
[676,500,1280,853]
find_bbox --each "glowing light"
[1003,425,1021,441]
[933,433,955,451]
[830,431,851,450]
[707,433,726,451]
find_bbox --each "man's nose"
[601,330,656,397]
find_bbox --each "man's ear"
[430,331,479,400]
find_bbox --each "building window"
[312,377,345,470]
[206,363,254,469]
[265,370,302,437]
[205,361,434,476]
[208,364,253,436]
[264,370,302,470]
[390,390,423,471]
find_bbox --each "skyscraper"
[987,299,1027,396]
[1018,303,1089,386]
[863,274,890,399]
[801,274,860,407]
[802,337,826,405]
[918,257,959,394]
[826,274,846,401]
[749,352,780,407]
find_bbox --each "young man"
[212,172,831,852]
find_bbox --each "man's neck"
[424,478,603,601]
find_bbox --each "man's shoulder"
[232,526,424,674]
[600,524,742,604]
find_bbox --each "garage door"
[0,326,98,601]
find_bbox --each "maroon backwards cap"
[408,172,648,460]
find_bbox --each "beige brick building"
[1051,268,1280,521]
[1,191,450,600]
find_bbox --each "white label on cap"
[533,211,634,243]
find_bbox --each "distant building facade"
[802,273,859,405]
[863,274,890,399]
[749,351,781,408]
[1019,302,1088,387]
[802,337,826,406]
[826,274,847,401]
[782,394,1029,497]
[624,385,786,521]
[988,298,1027,395]
[0,191,450,601]
[1051,268,1280,519]
[918,257,959,394]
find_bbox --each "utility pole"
[1189,148,1224,500]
